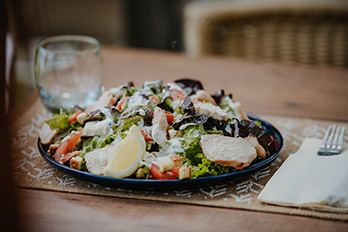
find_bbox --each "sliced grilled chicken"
[191,90,217,105]
[246,136,267,159]
[221,96,248,120]
[39,123,58,145]
[152,154,183,173]
[194,102,229,121]
[86,91,116,113]
[167,82,186,108]
[151,107,169,145]
[82,119,113,137]
[84,142,119,175]
[200,134,257,170]
[233,101,248,120]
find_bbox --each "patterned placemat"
[10,100,348,221]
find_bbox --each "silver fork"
[317,124,345,156]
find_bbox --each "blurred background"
[4,0,348,110]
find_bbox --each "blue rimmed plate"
[38,115,283,190]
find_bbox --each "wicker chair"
[184,0,348,67]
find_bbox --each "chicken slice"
[84,142,119,175]
[167,83,186,108]
[39,123,58,145]
[200,134,257,170]
[246,136,267,159]
[222,96,248,120]
[86,91,115,113]
[82,119,113,138]
[191,90,217,105]
[151,107,169,145]
[194,102,229,121]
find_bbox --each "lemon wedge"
[103,126,145,178]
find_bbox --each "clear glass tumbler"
[34,35,102,112]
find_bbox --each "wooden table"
[16,48,348,232]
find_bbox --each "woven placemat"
[10,100,348,221]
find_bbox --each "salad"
[39,79,275,180]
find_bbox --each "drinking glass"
[34,35,102,112]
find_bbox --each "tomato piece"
[140,129,153,142]
[171,166,179,175]
[110,96,117,106]
[116,96,128,112]
[68,110,82,124]
[53,131,82,164]
[150,164,179,180]
[164,111,174,125]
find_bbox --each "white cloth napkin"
[258,138,348,213]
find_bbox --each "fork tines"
[318,124,346,156]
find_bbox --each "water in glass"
[34,35,102,112]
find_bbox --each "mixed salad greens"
[39,79,275,180]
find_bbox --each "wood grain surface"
[18,189,348,232]
[15,48,348,232]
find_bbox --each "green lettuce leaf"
[126,87,138,96]
[206,129,223,135]
[80,133,117,157]
[99,134,116,148]
[220,97,235,118]
[181,125,206,165]
[45,112,70,131]
[191,153,232,178]
[254,120,262,127]
[116,115,142,134]
[158,98,173,112]
[80,137,100,156]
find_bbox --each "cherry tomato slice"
[116,96,128,112]
[53,131,82,164]
[140,129,153,142]
[68,110,82,124]
[164,111,174,125]
[150,164,179,180]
